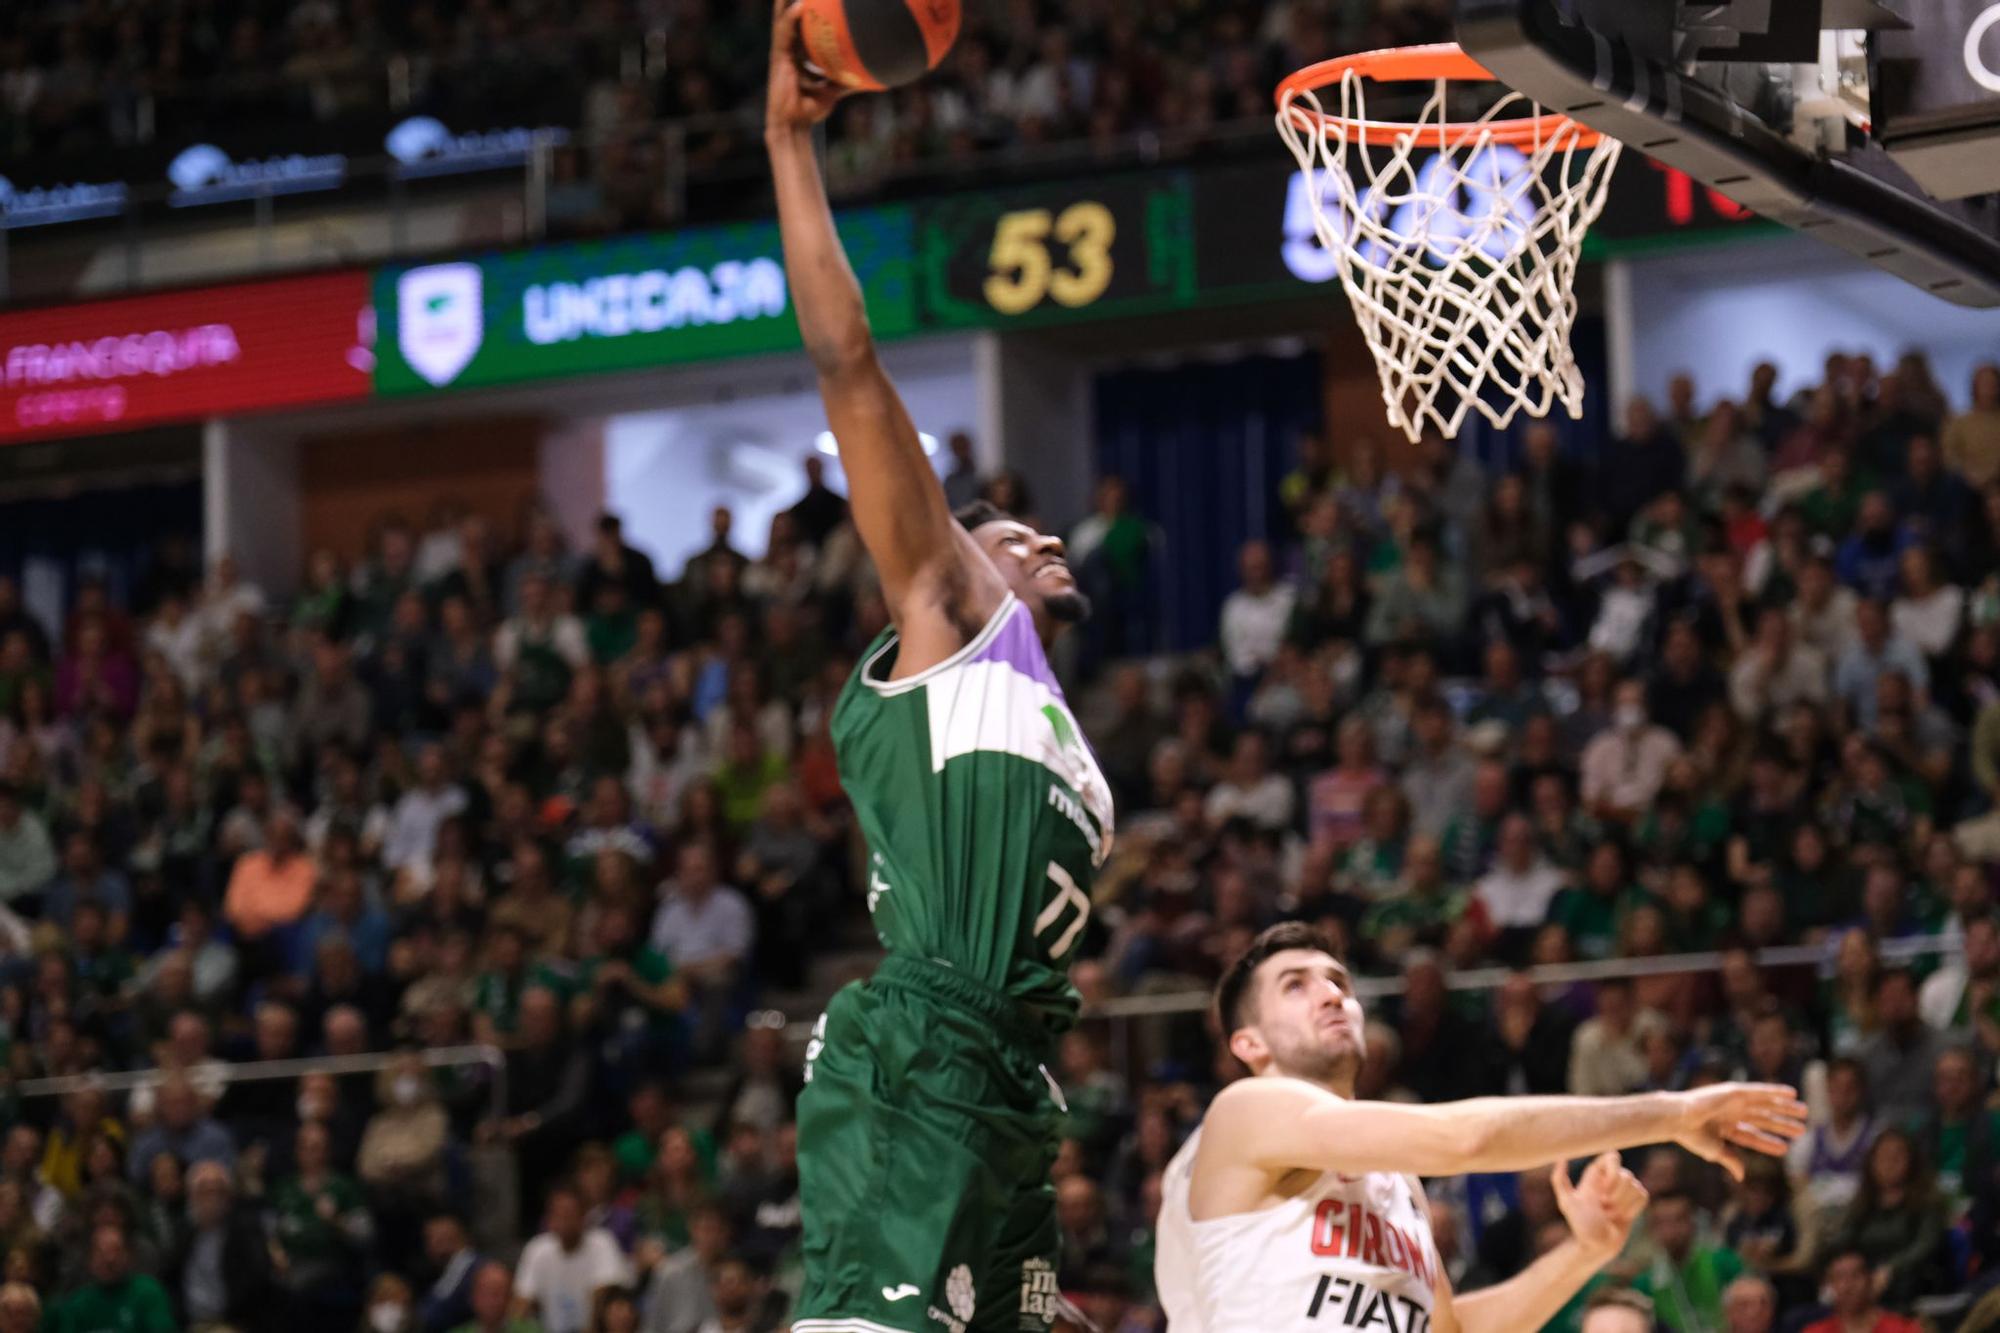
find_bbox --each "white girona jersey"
[1158,1127,1443,1333]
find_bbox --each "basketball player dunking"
[1160,924,1811,1333]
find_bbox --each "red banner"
[0,271,372,443]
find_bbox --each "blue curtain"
[1093,351,1324,654]
[0,479,202,637]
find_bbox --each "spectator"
[1579,680,1684,824]
[638,1205,729,1333]
[1218,540,1294,705]
[383,745,469,875]
[1729,607,1829,722]
[169,1160,276,1332]
[1569,979,1657,1097]
[272,1119,373,1333]
[576,514,661,615]
[419,1212,485,1333]
[1798,1247,1922,1333]
[457,1261,538,1333]
[513,1185,631,1333]
[0,783,54,910]
[1721,1274,1778,1333]
[126,1075,234,1186]
[1859,971,1948,1124]
[223,807,317,944]
[1631,1189,1745,1332]
[1829,1129,1943,1307]
[1944,363,2000,488]
[43,1224,174,1333]
[1474,815,1567,958]
[649,842,754,1063]
[1580,1287,1656,1333]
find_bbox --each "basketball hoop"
[1275,44,1623,443]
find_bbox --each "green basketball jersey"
[832,595,1115,1034]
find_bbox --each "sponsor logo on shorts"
[1306,1274,1432,1333]
[884,1284,921,1303]
[1018,1257,1059,1329]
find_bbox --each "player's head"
[1215,923,1362,1088]
[956,501,1090,629]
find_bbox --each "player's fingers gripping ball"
[796,0,960,91]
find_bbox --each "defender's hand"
[1553,1152,1648,1262]
[1672,1082,1810,1182]
[768,0,847,132]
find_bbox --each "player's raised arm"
[1197,1077,1807,1188]
[763,0,1003,649]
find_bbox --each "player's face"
[973,520,1090,627]
[1236,949,1365,1085]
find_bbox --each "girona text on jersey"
[1309,1197,1438,1286]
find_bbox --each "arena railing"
[1038,931,1961,1103]
[12,1043,508,1122]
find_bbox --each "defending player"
[764,7,1116,1333]
[1160,924,1811,1333]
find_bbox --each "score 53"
[982,201,1116,315]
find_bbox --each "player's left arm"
[1424,1155,1649,1333]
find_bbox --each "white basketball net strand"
[1276,69,1623,442]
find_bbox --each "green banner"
[373,209,917,395]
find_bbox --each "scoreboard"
[916,175,1196,327]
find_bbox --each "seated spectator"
[223,808,316,944]
[1569,979,1659,1097]
[1721,1274,1778,1333]
[0,784,54,912]
[457,1261,537,1333]
[649,842,754,1063]
[1798,1247,1922,1333]
[1828,1129,1944,1308]
[419,1212,485,1333]
[1859,971,1947,1125]
[1580,1287,1656,1333]
[1630,1189,1745,1332]
[513,1185,630,1333]
[42,1224,173,1333]
[169,1160,276,1331]
[272,1120,373,1333]
[1579,680,1683,825]
[126,1075,233,1186]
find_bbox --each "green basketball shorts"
[792,953,1068,1333]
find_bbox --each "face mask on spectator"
[1614,704,1646,733]
[391,1076,421,1107]
[369,1304,407,1333]
[298,1095,326,1122]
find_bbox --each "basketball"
[796,0,960,91]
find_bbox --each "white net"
[1276,64,1623,442]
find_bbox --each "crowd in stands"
[0,0,1452,226]
[0,348,1992,1333]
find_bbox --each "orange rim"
[1276,42,1603,149]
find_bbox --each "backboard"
[1455,0,2000,306]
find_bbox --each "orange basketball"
[796,0,960,91]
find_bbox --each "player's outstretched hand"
[1553,1152,1648,1262]
[1672,1082,1810,1182]
[768,0,847,132]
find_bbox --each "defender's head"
[1215,923,1363,1087]
[956,501,1090,629]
